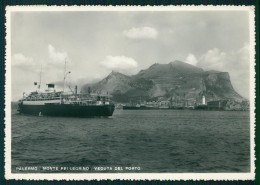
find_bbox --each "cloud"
[197,43,250,99]
[198,48,227,69]
[12,53,34,67]
[101,55,138,75]
[48,44,68,63]
[123,27,158,39]
[198,44,249,71]
[185,54,198,66]
[12,45,71,99]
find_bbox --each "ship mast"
[63,60,66,93]
[39,65,42,90]
[63,59,71,93]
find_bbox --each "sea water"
[11,109,250,173]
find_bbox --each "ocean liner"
[17,63,115,117]
[18,90,115,117]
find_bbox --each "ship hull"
[123,106,161,110]
[18,103,115,117]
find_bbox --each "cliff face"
[87,71,132,94]
[203,71,242,100]
[81,61,245,103]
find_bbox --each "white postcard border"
[4,5,256,181]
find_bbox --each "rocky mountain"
[86,71,131,94]
[81,60,246,103]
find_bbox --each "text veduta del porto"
[15,166,141,171]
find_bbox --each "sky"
[10,10,251,101]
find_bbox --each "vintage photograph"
[5,6,255,180]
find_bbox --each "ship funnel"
[47,84,55,88]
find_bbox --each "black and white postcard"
[5,6,256,180]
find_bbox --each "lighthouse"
[202,95,206,105]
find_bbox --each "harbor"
[117,95,249,111]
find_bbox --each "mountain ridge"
[81,60,245,103]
